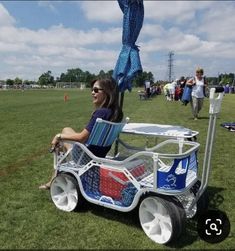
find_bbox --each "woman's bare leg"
[39,127,76,190]
[61,127,76,150]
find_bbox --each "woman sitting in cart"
[39,77,123,190]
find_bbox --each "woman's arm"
[204,76,208,87]
[186,77,195,86]
[52,128,90,146]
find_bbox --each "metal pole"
[199,114,217,195]
[119,92,125,110]
[114,91,125,156]
[188,87,224,210]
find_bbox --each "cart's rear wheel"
[50,173,80,212]
[139,196,185,244]
[169,197,186,241]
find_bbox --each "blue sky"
[1,1,235,81]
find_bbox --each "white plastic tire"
[139,196,185,244]
[50,173,79,212]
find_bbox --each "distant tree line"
[3,68,235,88]
[217,73,235,85]
[4,68,155,88]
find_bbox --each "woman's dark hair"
[91,78,123,122]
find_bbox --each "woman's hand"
[51,133,61,146]
[186,80,195,86]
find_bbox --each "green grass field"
[0,89,234,249]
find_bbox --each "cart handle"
[209,87,224,114]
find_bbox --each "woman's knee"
[62,127,75,134]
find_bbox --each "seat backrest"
[86,118,127,147]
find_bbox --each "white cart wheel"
[139,196,185,244]
[50,173,80,212]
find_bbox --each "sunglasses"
[92,87,104,93]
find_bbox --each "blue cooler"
[181,86,192,105]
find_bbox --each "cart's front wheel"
[139,196,185,244]
[50,173,80,212]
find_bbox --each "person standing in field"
[145,80,151,98]
[168,79,177,101]
[186,67,208,120]
[178,76,186,101]
[163,83,171,101]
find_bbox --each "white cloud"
[1,1,235,81]
[144,1,212,23]
[197,2,235,42]
[0,24,121,47]
[0,3,15,27]
[0,40,32,53]
[2,45,118,79]
[80,1,122,23]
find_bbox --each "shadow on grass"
[199,116,224,121]
[77,185,225,248]
[198,116,209,120]
[187,116,225,122]
[79,201,141,228]
[168,185,225,249]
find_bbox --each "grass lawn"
[0,88,234,249]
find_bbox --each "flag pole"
[114,91,125,156]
